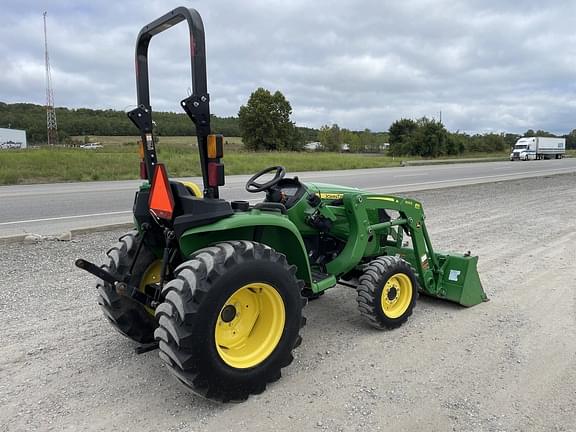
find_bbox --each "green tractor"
[77,7,487,402]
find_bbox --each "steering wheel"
[246,166,286,193]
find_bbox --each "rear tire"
[357,256,418,329]
[155,241,306,402]
[97,231,158,343]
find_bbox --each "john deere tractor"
[77,7,487,402]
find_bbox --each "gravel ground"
[1,173,575,432]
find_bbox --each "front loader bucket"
[434,254,488,307]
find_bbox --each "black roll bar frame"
[127,7,218,198]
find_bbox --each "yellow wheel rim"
[380,273,412,319]
[139,260,162,317]
[215,282,286,369]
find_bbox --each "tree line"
[387,118,576,157]
[0,101,317,145]
[316,124,388,152]
[0,102,244,144]
[2,94,575,155]
[237,89,388,152]
[237,89,576,155]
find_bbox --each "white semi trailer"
[509,136,565,161]
[0,128,27,149]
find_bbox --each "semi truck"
[509,136,565,161]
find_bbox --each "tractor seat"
[170,182,234,236]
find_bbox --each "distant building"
[0,128,27,149]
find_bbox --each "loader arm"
[324,193,487,307]
[363,195,438,291]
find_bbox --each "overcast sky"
[1,0,576,134]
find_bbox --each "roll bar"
[127,7,219,198]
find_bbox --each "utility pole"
[43,11,58,146]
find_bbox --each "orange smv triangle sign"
[149,163,175,220]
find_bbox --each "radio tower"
[43,11,58,146]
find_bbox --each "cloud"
[1,0,575,134]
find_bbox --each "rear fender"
[178,211,312,286]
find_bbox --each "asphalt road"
[1,158,575,238]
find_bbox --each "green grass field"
[0,147,402,185]
[0,135,535,185]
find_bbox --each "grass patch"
[0,148,141,184]
[0,147,401,185]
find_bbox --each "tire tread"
[155,241,306,402]
[356,256,418,330]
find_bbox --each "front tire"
[154,241,306,402]
[357,256,418,329]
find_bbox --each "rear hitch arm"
[76,257,161,355]
[75,258,118,285]
[75,258,160,308]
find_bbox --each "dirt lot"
[1,173,575,432]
